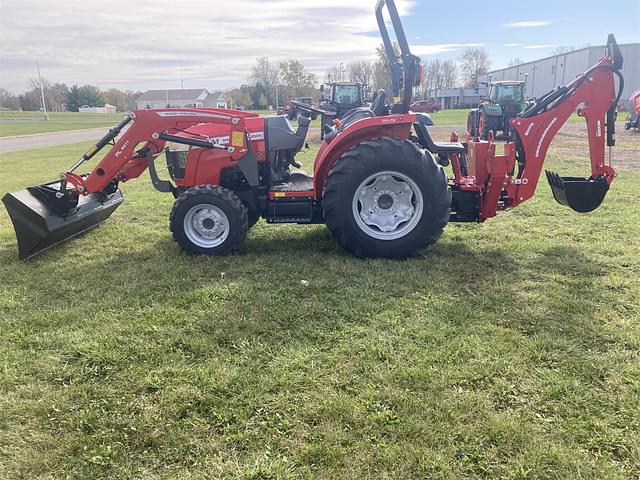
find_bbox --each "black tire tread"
[323,137,450,258]
[169,185,248,255]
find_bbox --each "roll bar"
[375,0,422,113]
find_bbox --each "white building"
[79,104,117,113]
[485,42,640,109]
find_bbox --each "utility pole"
[275,81,279,111]
[36,63,49,121]
[181,79,184,90]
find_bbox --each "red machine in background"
[2,0,625,261]
[625,89,640,132]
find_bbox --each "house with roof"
[136,89,228,110]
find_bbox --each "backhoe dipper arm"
[61,109,251,195]
[507,50,623,207]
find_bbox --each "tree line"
[1,45,497,112]
[0,81,143,112]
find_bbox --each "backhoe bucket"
[545,171,609,213]
[2,182,124,261]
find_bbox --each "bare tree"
[324,65,341,84]
[442,60,458,88]
[0,88,20,110]
[347,60,373,85]
[508,58,525,67]
[250,57,279,106]
[279,60,317,99]
[421,59,458,98]
[459,47,491,88]
[372,43,400,93]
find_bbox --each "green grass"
[0,111,125,137]
[0,139,639,479]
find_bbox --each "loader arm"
[65,109,254,195]
[2,108,257,260]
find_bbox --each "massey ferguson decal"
[196,131,264,148]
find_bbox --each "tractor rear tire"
[479,110,499,140]
[467,110,480,137]
[323,137,451,259]
[247,209,260,229]
[170,185,248,256]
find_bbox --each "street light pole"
[36,63,49,121]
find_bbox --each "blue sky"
[1,0,638,93]
[401,0,639,68]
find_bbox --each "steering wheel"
[289,100,337,117]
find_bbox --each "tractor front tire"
[170,185,248,256]
[323,137,451,259]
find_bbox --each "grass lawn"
[429,109,586,126]
[0,137,638,478]
[0,111,125,137]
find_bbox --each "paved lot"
[0,128,110,154]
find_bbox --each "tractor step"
[2,182,124,261]
[545,171,610,213]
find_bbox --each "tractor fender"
[313,114,415,197]
[482,104,503,117]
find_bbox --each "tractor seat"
[323,107,375,141]
[413,113,466,156]
[265,115,309,154]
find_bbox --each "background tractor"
[319,82,366,139]
[1,1,625,262]
[468,81,526,140]
[624,88,640,132]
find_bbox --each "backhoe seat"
[414,113,466,156]
[413,113,468,175]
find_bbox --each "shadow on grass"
[0,223,613,352]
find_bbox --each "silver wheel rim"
[352,171,424,241]
[183,204,230,248]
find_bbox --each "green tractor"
[467,81,526,140]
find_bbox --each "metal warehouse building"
[487,42,640,109]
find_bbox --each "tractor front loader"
[2,0,625,261]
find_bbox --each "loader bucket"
[545,171,609,213]
[2,183,124,261]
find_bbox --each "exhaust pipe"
[2,181,124,261]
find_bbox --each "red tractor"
[625,89,640,132]
[2,0,625,261]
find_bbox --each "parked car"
[410,99,442,113]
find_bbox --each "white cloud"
[524,44,557,49]
[504,43,523,47]
[503,20,551,28]
[0,0,416,92]
[412,43,484,55]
